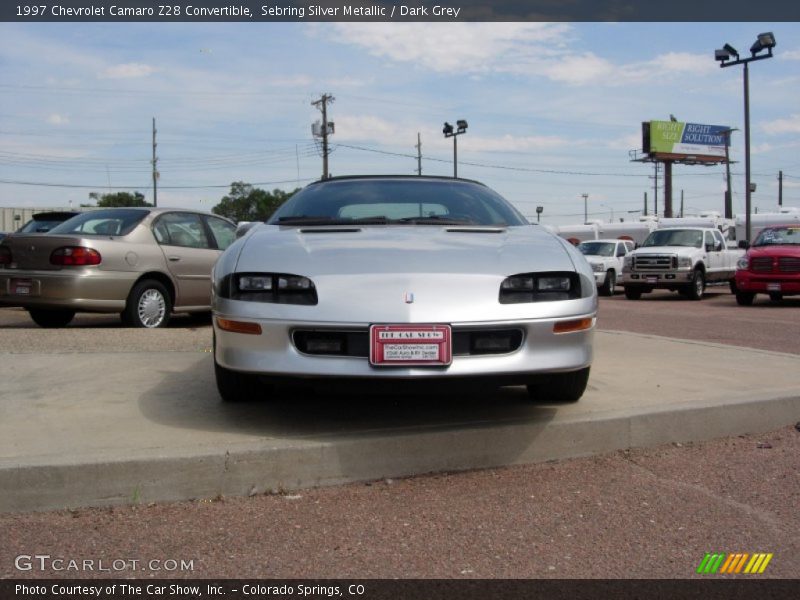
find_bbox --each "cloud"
[319,23,571,74]
[780,49,800,61]
[762,114,800,135]
[100,63,157,79]
[46,114,70,126]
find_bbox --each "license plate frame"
[646,276,658,284]
[10,278,33,295]
[369,324,452,367]
[766,282,782,292]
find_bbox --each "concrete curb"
[1,331,798,513]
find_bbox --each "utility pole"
[415,133,422,175]
[778,170,783,206]
[680,189,684,217]
[151,117,158,207]
[644,192,648,216]
[311,94,335,179]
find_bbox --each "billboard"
[644,121,730,159]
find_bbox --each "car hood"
[747,245,800,258]
[235,225,577,276]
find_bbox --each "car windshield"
[268,178,527,227]
[642,229,703,248]
[578,242,615,257]
[49,209,149,236]
[753,226,800,246]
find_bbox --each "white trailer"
[735,207,800,243]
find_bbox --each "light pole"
[443,120,468,178]
[581,193,589,223]
[715,32,776,241]
[600,203,614,223]
[721,128,738,219]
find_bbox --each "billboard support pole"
[664,160,673,218]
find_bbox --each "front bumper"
[735,271,800,295]
[214,313,595,380]
[622,270,694,287]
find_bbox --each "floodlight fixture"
[723,43,739,58]
[443,122,454,136]
[750,32,776,56]
[456,119,468,133]
[715,49,729,62]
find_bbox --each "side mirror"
[738,240,750,250]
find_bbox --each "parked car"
[0,207,236,328]
[16,211,80,234]
[577,239,634,296]
[212,175,597,402]
[734,225,800,305]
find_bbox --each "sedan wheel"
[123,280,172,328]
[28,308,76,328]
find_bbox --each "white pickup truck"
[621,227,743,300]
[577,239,635,296]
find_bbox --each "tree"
[212,182,298,223]
[87,191,152,207]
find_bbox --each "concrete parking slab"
[1,330,798,513]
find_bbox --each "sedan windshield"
[268,178,527,227]
[642,229,703,248]
[754,226,800,246]
[578,242,615,257]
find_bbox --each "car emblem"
[404,292,415,304]
[29,245,36,251]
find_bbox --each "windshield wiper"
[397,215,477,225]
[277,216,392,226]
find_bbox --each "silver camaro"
[212,176,597,402]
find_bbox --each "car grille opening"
[292,328,524,357]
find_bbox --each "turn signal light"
[553,318,594,334]
[216,317,262,335]
[50,246,101,266]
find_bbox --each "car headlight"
[678,256,692,268]
[590,262,604,273]
[736,257,749,271]
[499,272,581,303]
[623,256,633,267]
[220,272,318,305]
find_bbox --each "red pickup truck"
[735,225,800,305]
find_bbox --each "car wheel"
[624,286,642,300]
[687,269,705,300]
[28,308,76,328]
[123,279,171,328]
[735,291,755,306]
[600,270,616,296]
[214,359,264,402]
[769,292,783,302]
[729,279,738,294]
[527,367,590,403]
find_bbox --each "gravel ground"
[1,294,799,580]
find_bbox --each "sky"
[1,20,799,226]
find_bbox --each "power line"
[0,177,315,190]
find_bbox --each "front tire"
[527,367,590,403]
[600,270,616,296]
[736,291,755,306]
[686,269,705,300]
[123,279,171,328]
[769,292,783,302]
[28,308,75,328]
[624,286,642,300]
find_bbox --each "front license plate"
[646,276,658,284]
[10,278,33,295]
[370,324,452,366]
[767,283,781,292]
